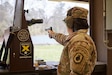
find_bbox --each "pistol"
[45,27,52,31]
[45,27,53,38]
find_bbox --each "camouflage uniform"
[49,7,97,75]
[51,29,97,75]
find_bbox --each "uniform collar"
[66,29,88,41]
[76,29,88,34]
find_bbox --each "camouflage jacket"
[51,29,97,75]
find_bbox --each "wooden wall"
[90,0,112,75]
[107,32,112,75]
[90,0,107,63]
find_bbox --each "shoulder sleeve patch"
[73,53,83,64]
[70,45,90,74]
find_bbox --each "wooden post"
[0,0,34,72]
[9,0,34,72]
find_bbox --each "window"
[24,0,89,62]
[0,0,89,63]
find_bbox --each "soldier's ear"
[67,27,74,34]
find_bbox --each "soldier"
[47,7,97,75]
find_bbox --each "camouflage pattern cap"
[67,7,88,19]
[64,7,88,28]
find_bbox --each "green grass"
[0,44,63,62]
[34,44,63,62]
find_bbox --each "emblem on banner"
[17,29,29,41]
[20,42,32,58]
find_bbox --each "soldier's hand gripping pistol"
[45,27,53,38]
